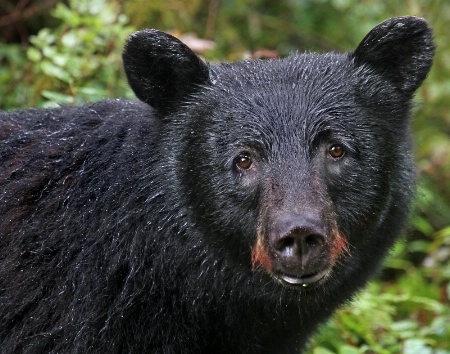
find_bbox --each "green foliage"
[0,0,134,109]
[309,272,450,354]
[0,43,35,108]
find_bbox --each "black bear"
[0,16,434,353]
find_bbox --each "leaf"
[313,347,336,354]
[27,47,42,62]
[40,61,72,83]
[41,90,73,105]
[338,345,360,354]
[403,339,433,354]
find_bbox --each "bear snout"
[269,212,331,286]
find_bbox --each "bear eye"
[328,144,345,159]
[235,154,252,170]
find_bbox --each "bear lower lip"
[278,269,329,287]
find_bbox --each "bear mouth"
[276,268,329,288]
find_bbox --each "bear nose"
[271,213,326,269]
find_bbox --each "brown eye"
[236,155,252,170]
[329,144,345,159]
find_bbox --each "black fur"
[0,17,434,353]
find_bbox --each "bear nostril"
[275,236,296,256]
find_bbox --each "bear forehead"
[203,53,357,128]
[206,52,357,117]
[211,52,354,89]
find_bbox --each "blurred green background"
[0,0,449,353]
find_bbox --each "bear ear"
[352,16,435,96]
[122,29,210,112]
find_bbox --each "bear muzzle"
[252,212,349,288]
